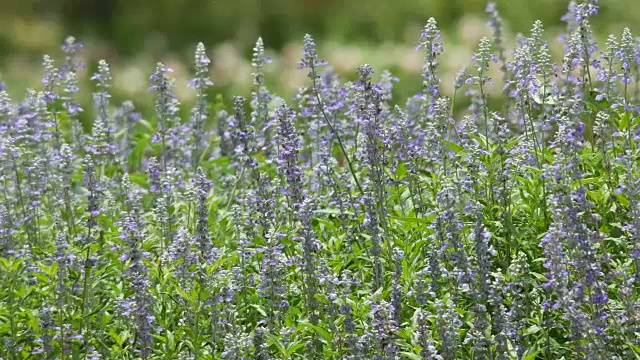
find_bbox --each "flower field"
[0,1,639,359]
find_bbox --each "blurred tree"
[0,0,636,59]
[62,0,114,36]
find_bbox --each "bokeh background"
[0,0,636,111]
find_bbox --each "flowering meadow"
[1,1,640,359]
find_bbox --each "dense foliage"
[1,1,639,359]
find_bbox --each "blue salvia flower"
[118,185,156,359]
[89,60,115,161]
[296,36,333,170]
[41,55,59,105]
[85,348,102,360]
[319,67,346,114]
[362,192,383,289]
[426,97,453,172]
[390,248,404,325]
[15,90,46,148]
[87,105,111,161]
[468,37,496,138]
[0,90,14,131]
[189,42,214,92]
[415,310,443,360]
[275,105,304,213]
[489,275,510,359]
[299,34,328,79]
[351,66,388,273]
[529,20,558,138]
[418,17,443,115]
[59,38,84,135]
[164,226,198,289]
[41,55,66,151]
[367,298,399,357]
[274,104,322,331]
[51,228,75,356]
[192,168,215,265]
[354,65,388,220]
[596,34,621,107]
[252,327,271,360]
[250,37,273,154]
[257,227,289,328]
[33,305,55,357]
[188,42,213,168]
[149,62,180,170]
[295,82,322,167]
[0,137,21,250]
[0,206,15,255]
[114,100,141,168]
[616,28,638,110]
[561,30,585,91]
[486,2,510,90]
[298,40,363,196]
[470,37,496,87]
[504,252,532,357]
[561,1,598,93]
[465,212,493,358]
[437,181,470,291]
[434,298,461,358]
[61,68,83,118]
[562,0,599,32]
[147,157,162,195]
[229,96,257,176]
[82,155,101,247]
[60,36,84,75]
[508,35,538,101]
[541,113,612,355]
[221,329,252,359]
[11,93,51,244]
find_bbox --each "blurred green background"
[0,0,637,108]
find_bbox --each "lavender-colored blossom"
[251,37,273,154]
[192,168,215,265]
[298,34,328,79]
[149,62,180,169]
[91,60,113,151]
[118,186,156,358]
[418,17,443,113]
[81,155,101,248]
[61,36,84,74]
[41,55,59,104]
[486,2,509,88]
[114,100,141,167]
[189,43,213,168]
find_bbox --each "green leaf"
[522,348,541,360]
[626,341,640,356]
[395,162,407,180]
[250,304,268,317]
[264,330,287,356]
[390,214,435,224]
[525,324,542,335]
[298,321,332,343]
[400,352,422,360]
[287,342,305,355]
[314,208,354,216]
[444,140,464,154]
